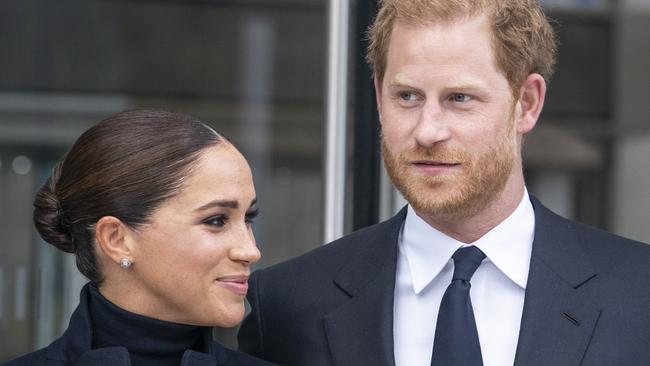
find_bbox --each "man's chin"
[410,197,468,219]
[400,183,485,220]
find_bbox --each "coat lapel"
[45,284,227,366]
[514,197,600,366]
[182,349,227,366]
[45,285,134,366]
[323,208,406,366]
[68,348,131,366]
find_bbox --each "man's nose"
[413,101,452,147]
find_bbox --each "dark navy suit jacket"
[238,197,650,366]
[3,286,275,366]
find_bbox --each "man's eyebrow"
[387,75,418,88]
[388,74,491,91]
[444,81,491,91]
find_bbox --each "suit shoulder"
[573,220,650,265]
[572,219,650,254]
[533,197,650,270]
[1,348,49,366]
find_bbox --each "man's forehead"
[385,16,501,76]
[387,73,493,92]
[392,10,490,32]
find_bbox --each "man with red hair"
[239,1,650,365]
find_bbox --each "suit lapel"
[514,197,600,366]
[323,208,406,366]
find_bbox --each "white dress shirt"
[393,190,535,366]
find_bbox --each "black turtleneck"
[88,285,211,366]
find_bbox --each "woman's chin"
[207,303,245,328]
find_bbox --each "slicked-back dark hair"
[33,109,223,284]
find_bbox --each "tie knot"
[451,246,486,282]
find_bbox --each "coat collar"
[44,284,230,366]
[324,207,406,366]
[514,196,600,365]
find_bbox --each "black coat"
[3,286,276,366]
[238,196,650,366]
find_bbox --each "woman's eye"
[204,215,227,227]
[245,210,259,225]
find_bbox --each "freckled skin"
[101,144,261,327]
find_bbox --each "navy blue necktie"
[431,246,486,366]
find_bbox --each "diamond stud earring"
[119,258,132,269]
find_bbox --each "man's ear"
[95,216,135,267]
[515,73,547,134]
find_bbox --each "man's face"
[377,15,521,221]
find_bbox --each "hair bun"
[33,163,75,253]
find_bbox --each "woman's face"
[124,144,260,327]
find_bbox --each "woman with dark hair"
[3,110,276,366]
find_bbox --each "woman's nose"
[230,229,261,265]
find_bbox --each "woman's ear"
[95,216,135,267]
[515,73,547,134]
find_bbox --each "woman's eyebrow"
[195,198,257,212]
[194,199,239,212]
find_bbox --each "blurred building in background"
[0,0,648,361]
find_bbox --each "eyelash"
[204,215,227,227]
[245,209,259,224]
[203,210,259,228]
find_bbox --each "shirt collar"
[401,189,535,294]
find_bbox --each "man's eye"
[399,91,417,101]
[450,93,470,102]
[204,215,226,227]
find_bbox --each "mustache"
[393,145,471,163]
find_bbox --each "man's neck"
[417,180,526,244]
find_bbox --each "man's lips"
[412,160,460,174]
[215,275,249,296]
[412,160,459,166]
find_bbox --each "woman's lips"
[215,275,249,296]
